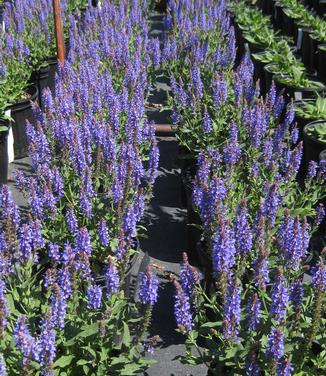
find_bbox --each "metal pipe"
[52,0,65,65]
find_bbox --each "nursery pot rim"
[7,85,39,113]
[303,120,326,148]
[290,99,325,123]
[48,56,59,65]
[317,43,326,52]
[265,62,317,77]
[272,73,326,92]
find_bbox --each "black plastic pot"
[251,52,268,95]
[123,249,140,299]
[177,145,196,207]
[272,2,280,28]
[274,6,297,38]
[301,28,312,64]
[153,0,167,12]
[273,73,326,104]
[197,240,212,282]
[256,0,268,13]
[0,120,9,185]
[301,31,320,70]
[291,100,316,142]
[31,65,50,108]
[303,121,326,173]
[181,162,202,255]
[304,0,314,8]
[265,0,275,15]
[282,11,299,39]
[234,24,246,65]
[317,45,326,82]
[47,57,58,95]
[8,85,39,159]
[314,0,326,14]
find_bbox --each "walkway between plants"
[138,137,207,376]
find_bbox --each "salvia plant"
[166,1,326,375]
[1,0,326,374]
[0,0,162,374]
[0,0,92,119]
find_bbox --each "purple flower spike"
[263,183,281,227]
[180,252,199,300]
[139,266,159,305]
[30,219,45,250]
[234,199,253,255]
[0,185,20,227]
[270,269,289,323]
[315,204,325,226]
[246,353,260,376]
[0,280,9,335]
[65,206,78,234]
[202,111,212,134]
[51,284,67,331]
[173,280,193,333]
[247,293,261,331]
[39,312,56,376]
[266,327,284,361]
[191,65,203,98]
[307,161,318,179]
[277,359,293,376]
[98,218,109,247]
[223,276,241,340]
[312,259,325,292]
[87,284,102,310]
[14,316,39,367]
[223,123,241,166]
[0,353,6,375]
[212,219,236,274]
[253,246,269,290]
[75,228,92,257]
[18,224,33,261]
[105,257,120,297]
[290,278,303,311]
[48,243,60,263]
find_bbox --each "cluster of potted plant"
[256,0,326,79]
[0,0,91,183]
[231,1,326,102]
[0,1,163,374]
[162,0,325,374]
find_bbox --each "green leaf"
[53,355,74,368]
[76,359,89,366]
[122,321,131,347]
[120,363,144,375]
[79,323,99,338]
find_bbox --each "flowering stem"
[305,283,323,354]
[134,304,152,345]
